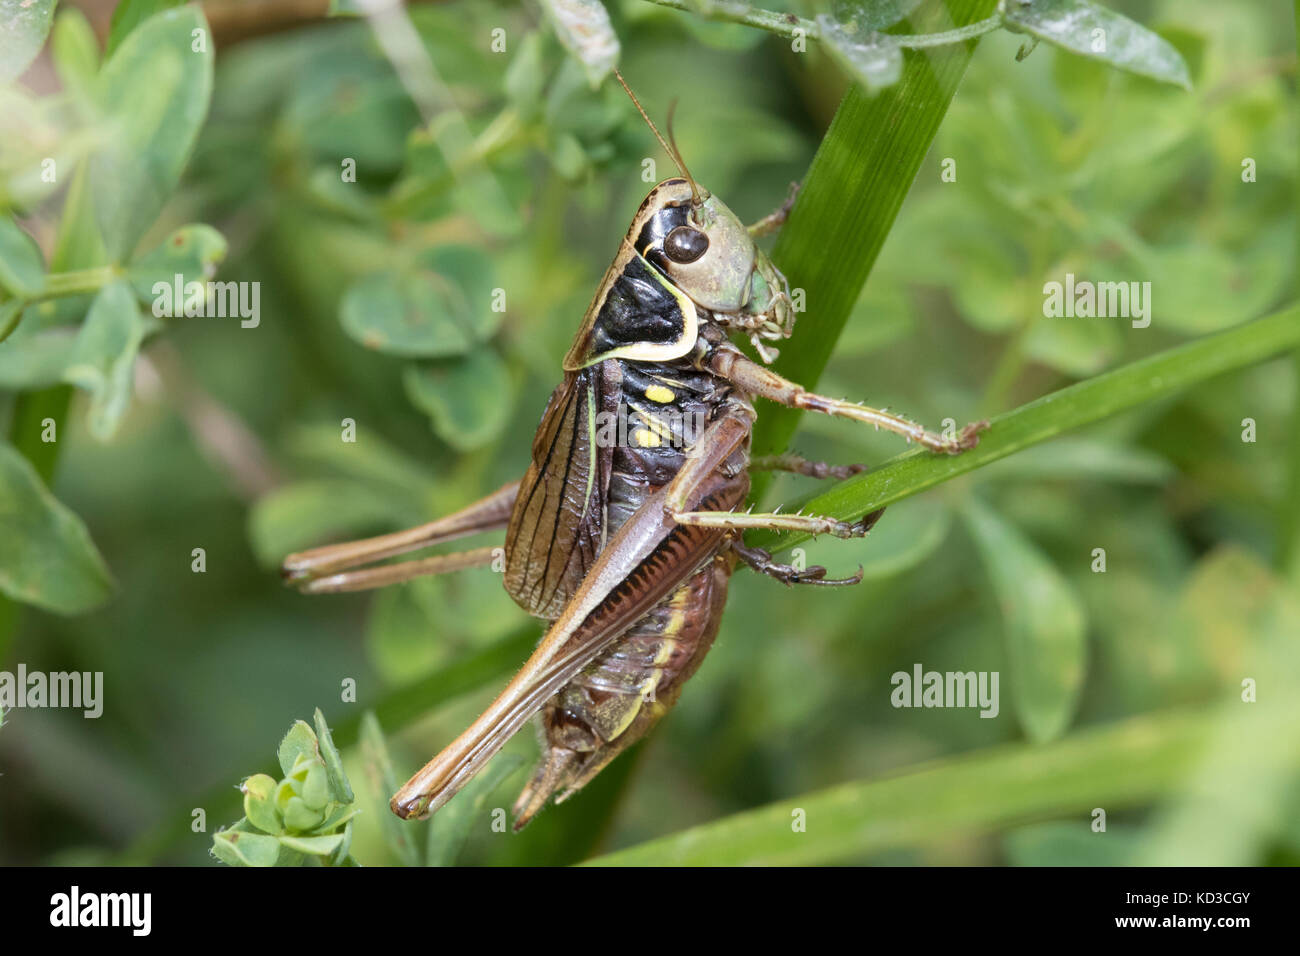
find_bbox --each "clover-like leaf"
[277,832,346,856]
[0,217,45,298]
[277,719,319,778]
[539,0,619,88]
[0,440,114,614]
[105,0,185,56]
[127,224,228,306]
[816,16,903,95]
[403,349,513,451]
[340,246,498,357]
[51,8,101,101]
[212,827,282,867]
[0,0,56,83]
[831,0,924,32]
[962,496,1087,743]
[91,6,214,260]
[1002,0,1191,89]
[242,774,284,835]
[61,280,152,441]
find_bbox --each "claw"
[949,420,990,454]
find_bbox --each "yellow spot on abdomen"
[645,384,676,403]
[633,428,662,448]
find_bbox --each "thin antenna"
[613,69,705,207]
[665,99,706,207]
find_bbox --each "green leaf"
[247,479,414,568]
[751,0,1001,500]
[833,0,925,32]
[0,439,114,614]
[0,299,20,343]
[1002,0,1191,90]
[367,575,448,685]
[539,0,620,87]
[816,16,903,95]
[962,495,1086,743]
[61,280,151,441]
[105,0,184,56]
[0,327,74,386]
[547,131,588,180]
[340,246,498,357]
[314,707,354,804]
[0,216,45,298]
[242,774,284,835]
[281,795,326,831]
[426,753,524,866]
[359,711,420,866]
[1003,821,1138,865]
[1021,313,1120,376]
[90,6,213,261]
[50,7,100,100]
[308,803,361,835]
[504,31,546,113]
[403,349,512,451]
[299,761,330,810]
[1143,239,1288,334]
[328,820,355,866]
[127,224,228,304]
[583,709,1217,865]
[212,828,282,867]
[277,720,319,778]
[277,832,345,856]
[283,422,433,500]
[426,116,525,238]
[50,161,108,274]
[0,0,56,83]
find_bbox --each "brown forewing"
[503,362,622,619]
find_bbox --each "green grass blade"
[750,303,1300,553]
[750,0,1000,501]
[580,709,1217,866]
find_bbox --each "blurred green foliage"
[0,0,1296,866]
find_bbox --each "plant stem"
[0,267,120,341]
[748,302,1300,554]
[640,0,815,41]
[892,13,1004,47]
[39,265,120,298]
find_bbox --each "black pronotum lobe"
[591,256,685,353]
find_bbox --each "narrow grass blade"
[750,303,1300,553]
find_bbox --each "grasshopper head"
[637,180,794,362]
[636,180,757,315]
[598,73,794,363]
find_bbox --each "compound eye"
[663,225,709,264]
